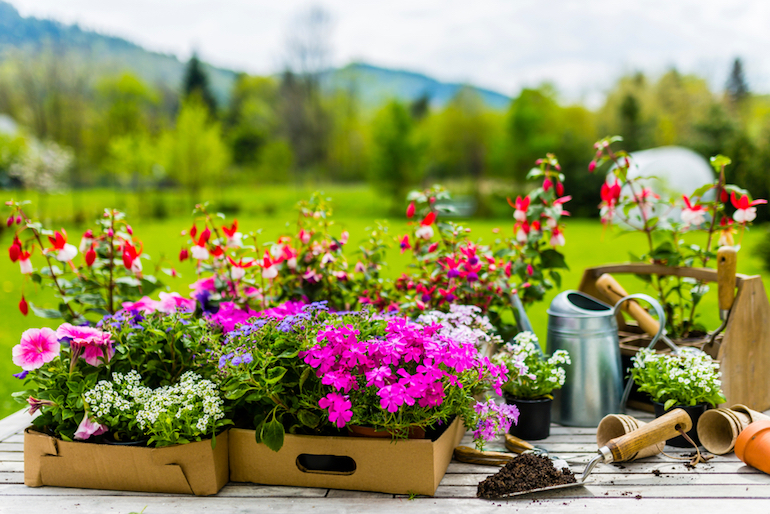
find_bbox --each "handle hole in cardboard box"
[295,454,357,475]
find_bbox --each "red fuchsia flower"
[280,245,297,270]
[47,229,78,262]
[527,264,534,276]
[507,196,530,222]
[18,248,33,274]
[731,191,767,224]
[601,179,622,206]
[439,285,457,303]
[514,221,530,244]
[721,189,729,204]
[550,227,565,247]
[504,262,512,278]
[442,256,462,278]
[415,212,436,240]
[719,217,736,246]
[8,237,21,262]
[543,177,553,192]
[78,229,94,253]
[340,231,350,246]
[261,251,279,279]
[191,227,211,260]
[12,327,60,370]
[26,397,55,416]
[85,244,96,267]
[552,195,572,216]
[126,225,133,235]
[189,223,198,239]
[121,240,143,274]
[210,245,225,259]
[399,235,412,253]
[56,323,114,367]
[5,215,12,227]
[227,255,255,281]
[74,414,108,441]
[633,187,659,216]
[179,247,189,261]
[222,220,242,247]
[428,242,439,253]
[406,202,416,219]
[19,295,28,316]
[556,181,564,196]
[531,220,541,233]
[588,161,597,173]
[416,284,436,304]
[681,195,708,227]
[354,261,366,273]
[299,229,312,245]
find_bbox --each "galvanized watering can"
[546,290,666,427]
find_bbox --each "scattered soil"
[476,454,577,499]
[652,469,661,477]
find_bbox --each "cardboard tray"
[229,417,465,496]
[24,428,229,496]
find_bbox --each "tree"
[726,58,749,107]
[183,53,217,116]
[370,101,421,211]
[161,99,229,203]
[225,74,279,166]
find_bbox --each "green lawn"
[1,185,768,419]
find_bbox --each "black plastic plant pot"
[653,402,707,447]
[503,395,552,441]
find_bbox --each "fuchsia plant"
[588,137,766,337]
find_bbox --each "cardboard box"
[24,428,229,496]
[229,418,464,496]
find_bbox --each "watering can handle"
[614,293,667,414]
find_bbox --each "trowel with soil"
[471,408,691,499]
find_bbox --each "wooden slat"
[0,411,31,442]
[432,483,770,499]
[440,472,770,487]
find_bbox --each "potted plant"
[630,347,725,447]
[493,331,570,440]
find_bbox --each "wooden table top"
[1,408,769,513]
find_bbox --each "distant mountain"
[0,1,510,110]
[322,63,511,110]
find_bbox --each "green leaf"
[262,418,285,452]
[664,398,677,411]
[29,302,63,319]
[540,249,569,270]
[265,366,287,384]
[710,155,732,171]
[297,409,321,429]
[299,367,312,391]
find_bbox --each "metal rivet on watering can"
[546,291,667,427]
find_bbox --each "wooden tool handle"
[604,408,692,462]
[504,433,535,454]
[453,446,514,466]
[716,246,737,313]
[596,273,661,336]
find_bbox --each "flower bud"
[85,246,96,267]
[556,181,564,196]
[406,202,415,219]
[588,161,597,173]
[179,248,189,261]
[6,215,13,227]
[9,243,21,262]
[19,295,28,316]
[126,225,133,235]
[15,215,22,225]
[107,228,114,237]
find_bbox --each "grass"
[1,185,768,419]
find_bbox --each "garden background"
[2,1,770,419]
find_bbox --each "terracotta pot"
[347,425,426,439]
[735,420,770,475]
[653,402,706,447]
[503,395,552,441]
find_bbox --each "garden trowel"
[485,408,692,499]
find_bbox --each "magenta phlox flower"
[417,381,445,408]
[209,302,260,332]
[12,327,60,371]
[321,370,357,392]
[378,383,415,413]
[472,399,520,446]
[74,413,108,440]
[56,323,113,366]
[365,366,393,388]
[258,300,306,320]
[318,392,353,428]
[402,343,423,363]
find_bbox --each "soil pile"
[477,453,576,499]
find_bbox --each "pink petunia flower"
[12,328,60,371]
[74,414,108,440]
[158,292,197,313]
[56,323,113,366]
[122,296,160,313]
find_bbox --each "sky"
[10,0,770,104]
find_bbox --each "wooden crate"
[578,263,770,412]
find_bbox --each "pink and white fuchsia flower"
[47,229,78,262]
[731,192,767,224]
[681,195,707,227]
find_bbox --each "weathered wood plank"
[0,462,23,473]
[0,472,23,484]
[440,472,770,487]
[326,489,393,498]
[0,411,31,442]
[1,435,24,444]
[446,460,756,474]
[0,443,23,452]
[0,483,329,498]
[432,483,770,499]
[0,452,23,462]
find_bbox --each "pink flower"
[299,229,312,245]
[319,393,353,428]
[209,302,260,332]
[550,227,565,247]
[158,292,196,313]
[731,192,767,224]
[12,328,60,370]
[56,323,113,366]
[122,296,160,313]
[190,277,216,295]
[48,229,78,262]
[406,202,416,218]
[19,249,33,274]
[399,235,412,253]
[74,414,108,441]
[507,196,530,222]
[27,397,55,415]
[303,269,321,283]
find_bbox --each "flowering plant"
[493,331,570,400]
[395,155,570,340]
[630,348,726,410]
[589,138,766,337]
[84,370,230,446]
[209,302,516,451]
[4,202,169,323]
[416,304,503,357]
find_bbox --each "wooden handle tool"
[504,433,536,454]
[716,246,737,319]
[595,273,661,336]
[601,408,692,463]
[453,446,515,466]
